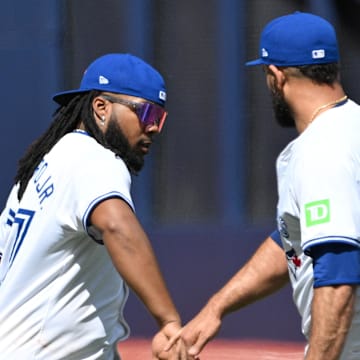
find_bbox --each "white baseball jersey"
[0,131,134,359]
[276,99,360,359]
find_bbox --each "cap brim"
[245,58,266,66]
[53,89,89,106]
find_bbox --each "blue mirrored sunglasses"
[101,95,167,132]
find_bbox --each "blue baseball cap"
[53,53,167,106]
[246,12,339,67]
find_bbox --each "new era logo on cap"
[99,75,109,85]
[261,48,269,58]
[312,49,325,59]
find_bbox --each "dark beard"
[271,88,296,128]
[104,119,144,174]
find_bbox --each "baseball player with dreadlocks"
[0,53,192,360]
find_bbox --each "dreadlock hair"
[15,90,104,201]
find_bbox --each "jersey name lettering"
[33,160,54,206]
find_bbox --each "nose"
[145,122,161,134]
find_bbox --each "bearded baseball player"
[0,53,192,359]
[166,12,360,360]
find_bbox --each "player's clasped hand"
[163,304,222,360]
[161,330,201,360]
[152,322,200,360]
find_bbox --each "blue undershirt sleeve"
[270,229,283,248]
[308,243,360,288]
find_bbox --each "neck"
[309,95,348,123]
[289,82,346,133]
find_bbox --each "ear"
[92,95,111,126]
[92,96,108,118]
[268,65,287,88]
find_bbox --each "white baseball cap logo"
[261,48,269,58]
[159,90,166,101]
[312,49,325,59]
[99,75,110,84]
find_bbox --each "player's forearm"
[209,237,289,318]
[129,257,181,328]
[105,230,180,327]
[305,284,356,360]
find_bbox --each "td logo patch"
[305,199,330,227]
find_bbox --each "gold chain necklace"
[310,95,348,122]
